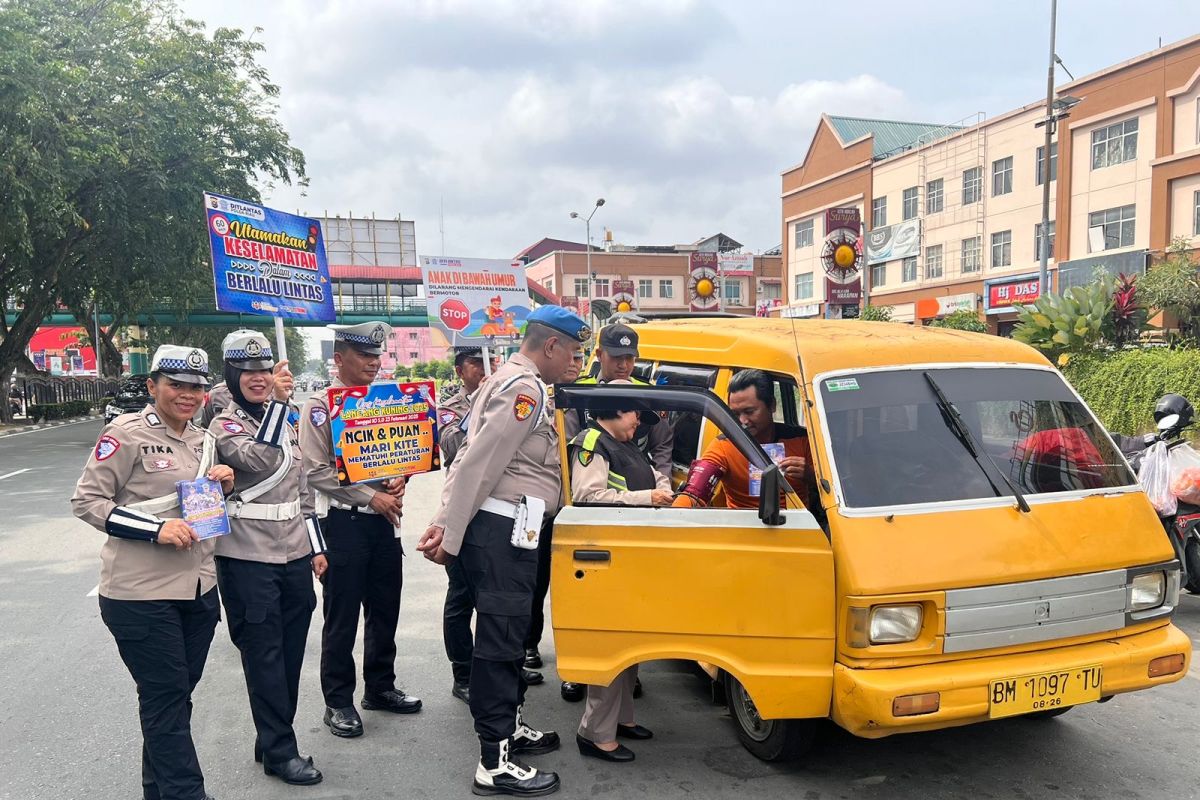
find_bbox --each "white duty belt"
[329,498,380,515]
[480,497,519,518]
[229,498,302,521]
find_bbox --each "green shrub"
[1013,274,1115,356]
[1061,347,1200,434]
[929,309,988,333]
[859,304,894,322]
[26,400,93,423]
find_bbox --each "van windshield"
[819,367,1135,509]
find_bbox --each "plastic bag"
[1168,443,1200,505]
[1137,440,1176,516]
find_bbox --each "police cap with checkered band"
[221,329,275,370]
[149,344,210,386]
[329,321,392,356]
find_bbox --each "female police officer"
[208,330,327,786]
[72,345,234,800]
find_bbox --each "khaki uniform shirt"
[563,377,675,477]
[71,406,216,601]
[572,447,670,505]
[201,382,232,428]
[432,352,561,556]
[211,400,314,564]
[298,378,378,510]
[438,388,473,467]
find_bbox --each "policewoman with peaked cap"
[209,330,327,786]
[72,345,234,800]
[298,321,420,740]
[418,305,589,798]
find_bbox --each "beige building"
[781,35,1200,333]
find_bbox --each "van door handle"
[573,549,610,562]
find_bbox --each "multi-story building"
[781,35,1200,334]
[524,233,784,316]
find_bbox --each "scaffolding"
[914,112,987,284]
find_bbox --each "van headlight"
[1128,571,1165,611]
[870,604,923,644]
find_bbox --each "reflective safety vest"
[570,424,657,494]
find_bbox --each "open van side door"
[551,384,835,720]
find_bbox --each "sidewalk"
[0,415,101,437]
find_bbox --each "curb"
[0,415,102,437]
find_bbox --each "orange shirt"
[699,424,813,509]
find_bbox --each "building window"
[962,236,982,273]
[408,351,418,359]
[794,219,814,248]
[794,272,813,300]
[659,279,674,299]
[992,156,1013,197]
[1195,190,1200,235]
[408,332,418,341]
[1034,221,1056,260]
[963,167,982,205]
[545,278,554,295]
[1088,205,1136,250]
[638,279,653,299]
[594,278,610,297]
[872,196,887,228]
[902,256,918,282]
[760,282,782,301]
[1091,117,1138,169]
[902,187,919,220]
[722,280,742,305]
[926,179,944,213]
[991,230,1013,268]
[870,263,886,287]
[573,278,589,297]
[925,244,944,279]
[1036,142,1058,185]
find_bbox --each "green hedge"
[27,399,94,423]
[1061,347,1200,434]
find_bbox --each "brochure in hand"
[176,478,231,539]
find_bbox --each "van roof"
[631,318,1050,378]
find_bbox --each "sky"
[179,0,1197,261]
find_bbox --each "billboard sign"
[824,207,860,234]
[985,274,1041,314]
[826,276,862,305]
[718,253,755,277]
[866,219,921,265]
[420,256,530,344]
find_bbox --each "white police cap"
[222,329,275,370]
[330,321,391,355]
[150,345,210,386]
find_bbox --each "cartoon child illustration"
[485,295,504,323]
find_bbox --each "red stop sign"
[440,298,470,331]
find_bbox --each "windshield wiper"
[923,371,1031,514]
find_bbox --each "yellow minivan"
[550,317,1191,761]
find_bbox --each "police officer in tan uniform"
[298,321,419,739]
[209,331,327,786]
[200,382,232,428]
[72,345,234,800]
[418,305,588,798]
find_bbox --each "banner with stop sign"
[420,256,530,345]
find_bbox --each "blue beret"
[527,306,591,343]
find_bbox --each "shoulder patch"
[577,449,594,467]
[310,406,328,427]
[222,421,245,434]
[439,409,459,426]
[513,393,537,422]
[95,435,121,461]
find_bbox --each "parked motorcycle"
[1114,393,1200,594]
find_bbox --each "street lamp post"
[570,198,605,324]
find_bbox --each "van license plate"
[988,665,1103,719]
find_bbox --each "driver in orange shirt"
[674,369,813,509]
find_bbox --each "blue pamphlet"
[176,478,231,539]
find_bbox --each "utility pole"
[1038,0,1058,297]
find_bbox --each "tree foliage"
[858,304,893,322]
[1136,237,1200,342]
[0,0,305,419]
[927,309,988,333]
[1012,272,1116,357]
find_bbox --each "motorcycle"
[1114,393,1200,594]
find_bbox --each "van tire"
[1183,539,1200,594]
[723,671,816,762]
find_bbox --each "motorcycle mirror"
[1157,413,1181,431]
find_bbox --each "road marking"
[86,585,99,598]
[0,468,30,480]
[0,418,97,438]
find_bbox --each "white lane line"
[0,468,30,480]
[0,418,97,439]
[86,585,99,598]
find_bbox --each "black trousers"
[523,516,556,651]
[216,555,315,764]
[458,510,539,749]
[99,586,220,800]
[320,508,402,708]
[443,557,474,685]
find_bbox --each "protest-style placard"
[420,256,530,345]
[327,381,441,486]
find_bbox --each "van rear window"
[820,367,1135,509]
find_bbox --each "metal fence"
[9,376,121,415]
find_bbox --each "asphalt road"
[1,419,1198,800]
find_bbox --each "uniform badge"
[439,409,458,426]
[95,435,120,461]
[245,338,263,357]
[513,394,537,421]
[577,449,594,467]
[145,412,161,427]
[222,421,245,434]
[151,458,175,470]
[186,349,205,369]
[310,407,328,427]
[370,324,386,344]
[234,408,249,420]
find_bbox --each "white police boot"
[472,739,560,797]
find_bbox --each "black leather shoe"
[452,682,471,704]
[264,756,323,786]
[472,756,560,797]
[323,706,364,738]
[523,668,544,686]
[511,728,560,756]
[633,677,644,699]
[576,734,634,762]
[617,723,654,740]
[362,689,423,714]
[560,681,584,702]
[253,739,262,763]
[524,648,543,669]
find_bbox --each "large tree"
[0,0,305,420]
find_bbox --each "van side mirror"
[758,464,785,526]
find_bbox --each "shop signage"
[825,276,861,305]
[985,274,1041,314]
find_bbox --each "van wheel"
[723,671,816,762]
[1025,706,1073,720]
[1184,540,1200,594]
